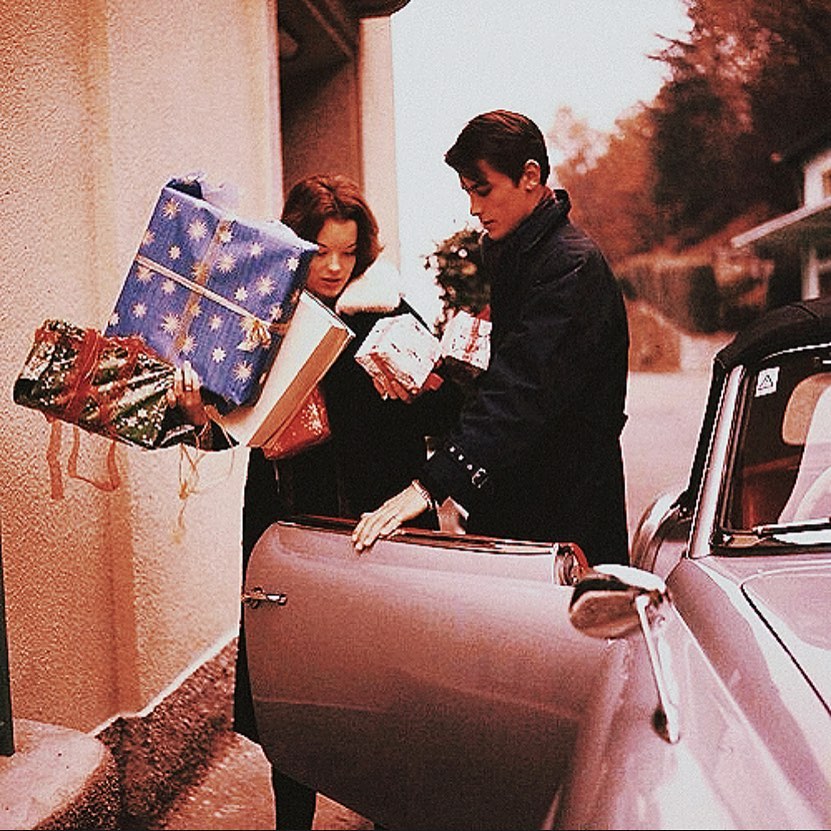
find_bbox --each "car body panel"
[247,523,831,829]
[245,521,606,829]
[554,585,826,830]
[245,298,831,829]
[741,564,831,706]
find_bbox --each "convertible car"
[243,297,831,829]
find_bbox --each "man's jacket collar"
[482,187,571,258]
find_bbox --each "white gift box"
[355,313,442,390]
[440,310,492,375]
[219,291,353,446]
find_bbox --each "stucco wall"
[0,0,281,732]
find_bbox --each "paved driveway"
[623,368,713,535]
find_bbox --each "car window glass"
[724,347,831,533]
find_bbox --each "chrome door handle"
[241,586,288,608]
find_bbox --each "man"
[353,109,630,566]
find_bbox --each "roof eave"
[731,197,831,253]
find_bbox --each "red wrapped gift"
[354,313,442,391]
[261,384,330,460]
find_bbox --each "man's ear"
[522,159,541,190]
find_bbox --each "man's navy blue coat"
[421,189,630,566]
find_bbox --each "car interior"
[725,347,831,532]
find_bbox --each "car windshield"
[723,345,831,540]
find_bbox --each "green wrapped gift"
[13,319,194,449]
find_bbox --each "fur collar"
[335,258,402,316]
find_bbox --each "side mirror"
[568,564,667,638]
[568,565,679,743]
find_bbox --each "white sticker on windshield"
[755,366,780,397]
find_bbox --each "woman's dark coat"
[235,263,463,742]
[420,189,630,566]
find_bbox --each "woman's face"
[305,218,358,303]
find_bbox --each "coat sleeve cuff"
[420,440,492,509]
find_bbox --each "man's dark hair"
[445,110,550,186]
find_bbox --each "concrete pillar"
[359,17,401,267]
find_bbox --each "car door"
[243,517,609,830]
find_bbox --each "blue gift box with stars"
[105,179,317,413]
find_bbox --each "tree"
[424,226,487,336]
[546,105,608,176]
[650,69,752,244]
[649,0,831,241]
[553,106,665,263]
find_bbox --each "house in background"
[732,125,831,301]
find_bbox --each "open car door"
[244,517,607,830]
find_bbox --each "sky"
[390,0,692,315]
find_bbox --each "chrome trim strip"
[276,515,562,557]
[689,368,743,559]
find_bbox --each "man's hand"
[370,368,445,403]
[166,360,208,427]
[352,482,431,552]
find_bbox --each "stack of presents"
[14,176,491,468]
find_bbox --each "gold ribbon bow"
[238,316,272,351]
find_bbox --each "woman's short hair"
[445,110,550,186]
[281,174,381,278]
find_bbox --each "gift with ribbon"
[439,308,492,381]
[13,318,186,450]
[354,312,443,391]
[218,290,353,447]
[104,177,317,413]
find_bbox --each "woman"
[176,174,461,829]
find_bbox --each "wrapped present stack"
[439,309,492,380]
[105,177,317,413]
[355,313,442,391]
[13,319,185,449]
